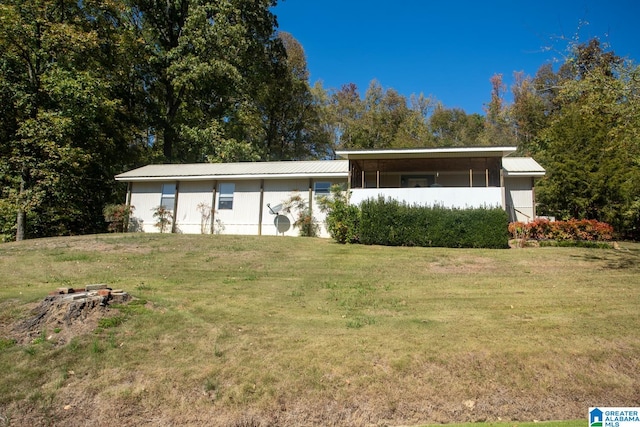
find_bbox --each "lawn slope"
[0,234,638,426]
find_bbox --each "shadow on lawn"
[574,246,640,270]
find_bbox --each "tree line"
[1,0,638,240]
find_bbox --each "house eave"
[503,172,546,177]
[115,172,349,182]
[336,146,517,160]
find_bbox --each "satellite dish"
[274,214,290,234]
[267,203,283,215]
[267,203,289,235]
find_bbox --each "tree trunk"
[16,176,26,241]
[163,123,175,161]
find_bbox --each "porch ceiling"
[352,157,502,172]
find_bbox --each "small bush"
[0,198,17,242]
[318,185,360,244]
[103,204,135,233]
[152,205,173,233]
[282,192,319,237]
[509,218,614,242]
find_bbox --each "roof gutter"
[502,171,546,177]
[115,172,349,182]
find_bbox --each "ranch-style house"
[115,146,545,237]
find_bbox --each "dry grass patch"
[0,234,638,426]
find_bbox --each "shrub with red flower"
[508,218,614,241]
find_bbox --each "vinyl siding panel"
[129,181,164,233]
[505,177,535,222]
[174,181,215,234]
[215,180,262,235]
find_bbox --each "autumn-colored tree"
[318,80,434,150]
[479,73,515,146]
[510,71,550,155]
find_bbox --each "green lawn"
[0,234,638,426]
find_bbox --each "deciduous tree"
[0,0,142,240]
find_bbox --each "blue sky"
[273,1,640,115]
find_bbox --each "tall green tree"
[532,40,640,237]
[320,80,434,150]
[0,0,143,240]
[392,93,437,148]
[131,0,282,163]
[253,31,332,160]
[318,82,364,150]
[429,105,484,146]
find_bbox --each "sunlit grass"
[0,234,638,425]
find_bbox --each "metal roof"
[115,152,545,182]
[502,157,546,177]
[115,160,349,182]
[336,146,517,160]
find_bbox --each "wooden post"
[469,169,473,187]
[308,178,313,212]
[258,179,264,236]
[125,182,132,232]
[376,170,380,188]
[500,169,505,210]
[531,177,536,220]
[210,181,217,234]
[485,169,489,187]
[171,181,179,233]
[362,170,365,188]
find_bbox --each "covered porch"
[336,147,514,209]
[347,156,502,189]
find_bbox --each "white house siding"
[349,187,503,209]
[214,180,262,235]
[174,181,215,234]
[129,181,165,233]
[504,177,535,222]
[258,179,306,237]
[259,178,341,238]
[126,178,342,237]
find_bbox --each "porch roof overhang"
[336,146,517,160]
[502,157,546,177]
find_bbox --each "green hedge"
[358,197,510,249]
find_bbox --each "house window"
[160,183,176,210]
[314,182,331,195]
[218,183,235,210]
